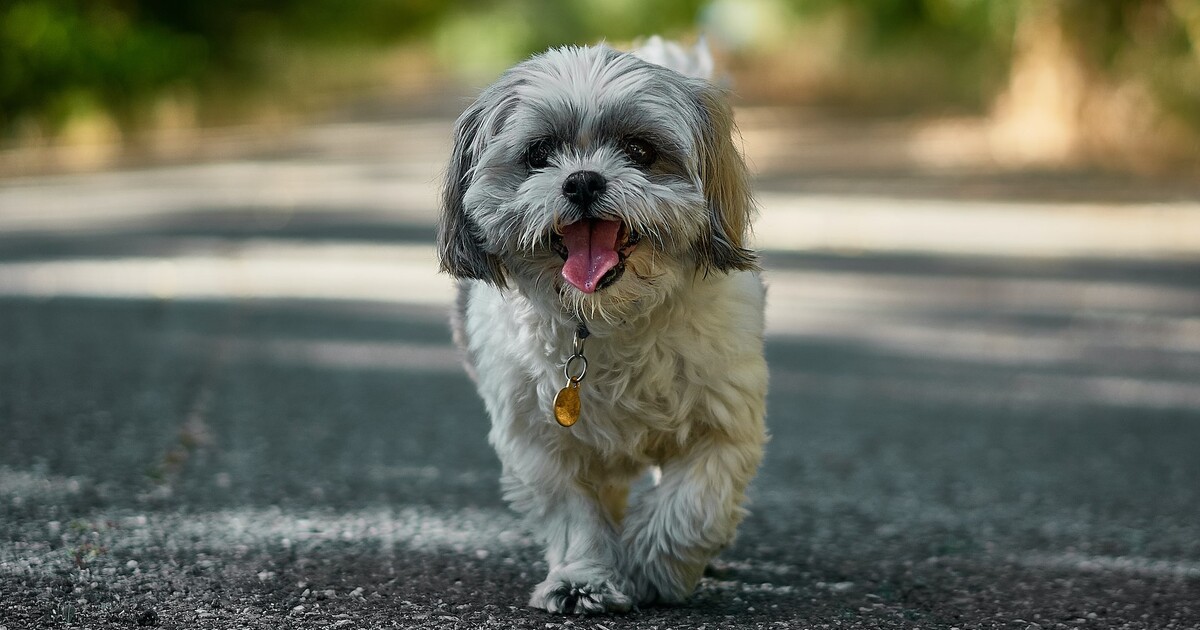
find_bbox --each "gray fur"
[435,44,758,294]
[442,42,769,614]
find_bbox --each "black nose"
[562,171,607,207]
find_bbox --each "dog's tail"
[632,35,714,81]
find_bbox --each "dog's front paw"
[529,567,633,615]
[626,555,703,606]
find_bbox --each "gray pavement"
[1,117,1199,629]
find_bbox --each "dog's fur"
[438,40,768,614]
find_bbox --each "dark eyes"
[525,137,657,170]
[622,137,657,167]
[526,139,554,169]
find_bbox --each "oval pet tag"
[553,383,580,427]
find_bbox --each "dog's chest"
[574,331,713,435]
[464,275,765,454]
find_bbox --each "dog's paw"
[528,570,633,615]
[627,569,682,605]
[625,551,706,606]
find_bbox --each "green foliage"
[1056,0,1200,132]
[1,0,1198,143]
[433,0,708,78]
[782,0,1020,111]
[0,0,710,135]
[789,0,1015,51]
[0,0,458,135]
[0,1,207,132]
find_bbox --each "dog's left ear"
[438,98,507,287]
[694,85,759,273]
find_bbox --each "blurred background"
[2,2,1200,628]
[3,0,1200,174]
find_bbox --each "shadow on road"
[2,175,1199,628]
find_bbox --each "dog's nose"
[562,171,607,207]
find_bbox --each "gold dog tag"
[553,383,580,427]
[553,323,589,427]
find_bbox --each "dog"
[437,38,768,614]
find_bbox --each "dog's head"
[438,44,756,323]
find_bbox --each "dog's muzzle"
[562,170,607,208]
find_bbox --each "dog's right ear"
[438,101,507,287]
[693,84,759,274]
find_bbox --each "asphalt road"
[1,116,1199,629]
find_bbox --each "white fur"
[439,41,768,614]
[632,35,715,80]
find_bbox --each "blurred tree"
[991,0,1200,168]
[761,0,1018,111]
[0,0,458,137]
[0,1,206,134]
[0,0,1197,170]
[432,0,708,79]
[0,0,709,138]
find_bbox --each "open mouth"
[551,220,641,293]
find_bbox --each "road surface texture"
[1,111,1199,629]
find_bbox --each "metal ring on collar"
[564,354,588,383]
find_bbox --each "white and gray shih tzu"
[437,37,768,614]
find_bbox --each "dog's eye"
[526,139,554,170]
[622,138,657,168]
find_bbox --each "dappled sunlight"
[766,267,1200,319]
[0,501,527,577]
[145,506,525,556]
[4,4,1200,626]
[1017,552,1200,580]
[0,120,448,232]
[763,262,1200,411]
[753,194,1200,260]
[0,240,453,305]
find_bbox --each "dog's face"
[439,45,756,323]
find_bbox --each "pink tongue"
[560,220,622,293]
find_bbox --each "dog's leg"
[622,431,763,604]
[498,446,633,614]
[597,482,630,525]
